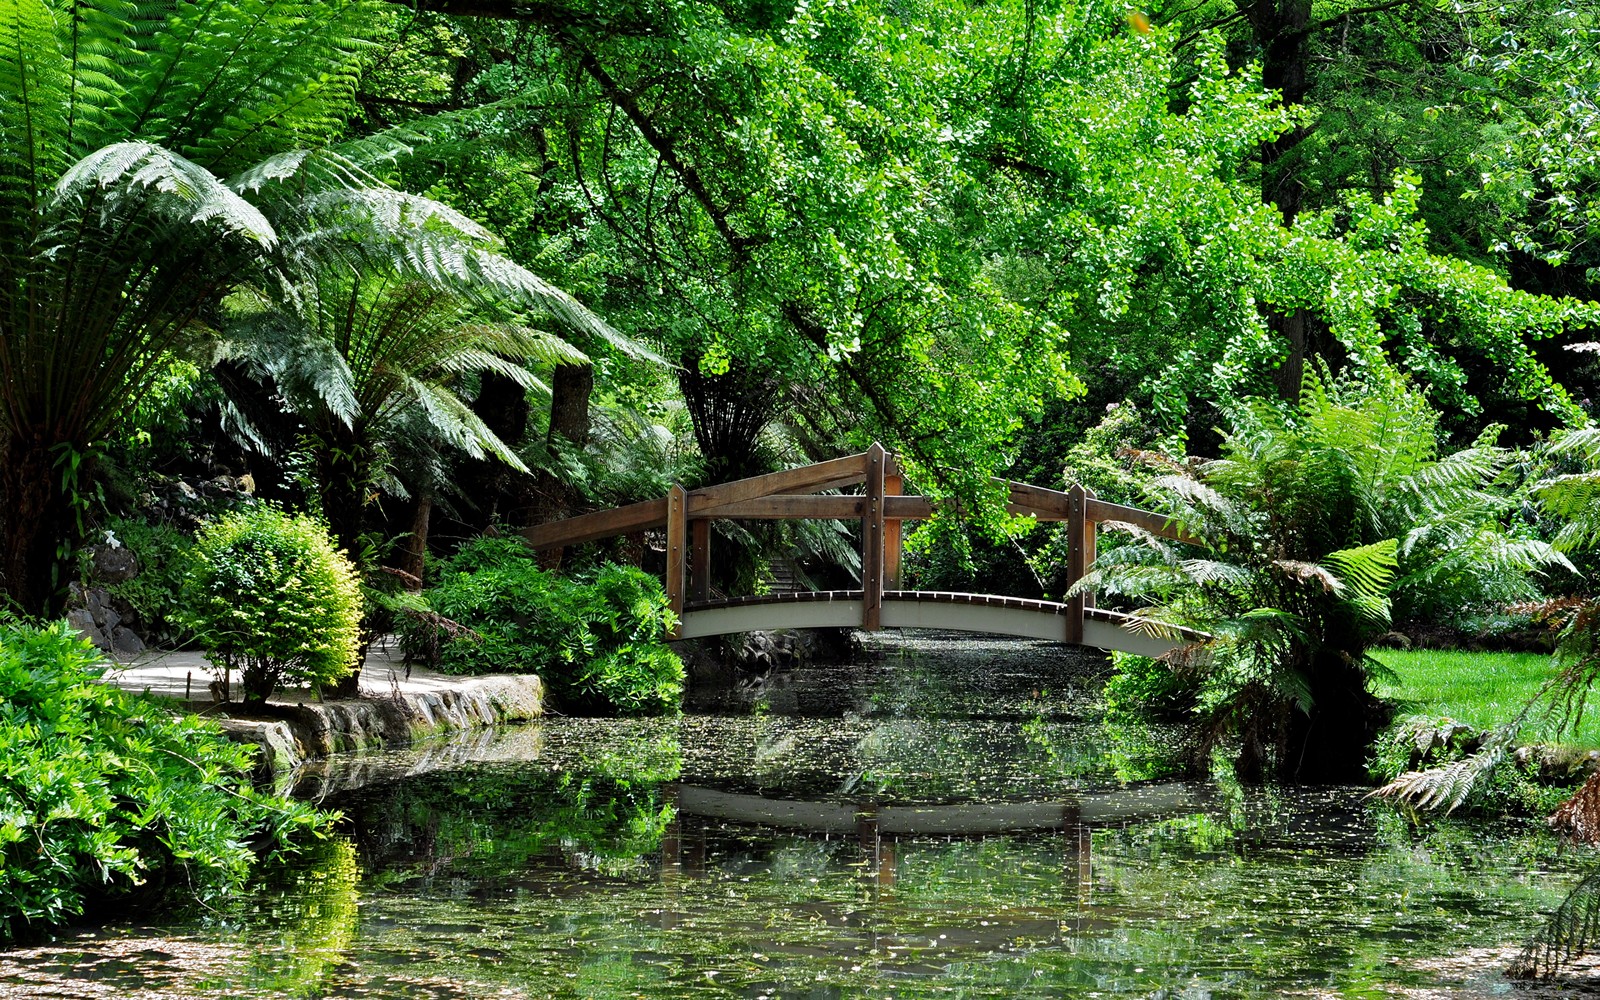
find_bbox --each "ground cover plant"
[407,538,683,715]
[0,617,329,942]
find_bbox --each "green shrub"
[411,539,683,715]
[181,507,362,704]
[94,516,195,645]
[0,618,328,941]
[1103,650,1202,722]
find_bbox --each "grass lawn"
[1371,648,1600,748]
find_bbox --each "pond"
[0,633,1589,998]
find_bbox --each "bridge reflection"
[658,782,1211,894]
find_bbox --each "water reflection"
[0,633,1587,998]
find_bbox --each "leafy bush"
[410,539,683,715]
[181,507,362,704]
[92,516,195,645]
[1102,651,1203,722]
[0,618,328,942]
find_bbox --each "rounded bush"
[182,507,362,703]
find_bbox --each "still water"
[0,634,1589,998]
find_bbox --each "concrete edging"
[104,642,543,787]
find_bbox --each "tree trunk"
[1247,0,1316,400]
[0,430,72,617]
[525,362,594,534]
[399,494,432,590]
[1284,650,1389,783]
[457,370,532,531]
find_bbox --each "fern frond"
[53,141,276,245]
[1271,558,1344,593]
[1177,558,1255,589]
[1368,738,1508,813]
[1548,427,1600,464]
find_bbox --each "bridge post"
[690,518,711,604]
[1065,483,1096,643]
[862,443,887,630]
[883,455,903,590]
[666,484,687,639]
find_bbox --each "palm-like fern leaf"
[52,140,274,242]
[1324,538,1397,622]
[1368,738,1508,813]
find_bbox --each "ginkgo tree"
[381,0,1596,513]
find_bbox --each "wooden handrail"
[1084,498,1201,545]
[688,451,869,513]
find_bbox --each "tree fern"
[0,1,633,612]
[1090,367,1563,781]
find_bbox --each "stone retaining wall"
[211,673,544,788]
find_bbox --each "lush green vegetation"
[1,0,1599,793]
[1085,370,1570,781]
[1372,649,1600,749]
[0,618,329,942]
[407,538,684,715]
[10,0,1600,961]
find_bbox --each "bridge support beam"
[884,459,903,589]
[1065,483,1097,644]
[862,443,886,630]
[666,484,687,638]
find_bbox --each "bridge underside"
[678,590,1195,658]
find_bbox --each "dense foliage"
[89,516,196,646]
[1085,369,1569,781]
[181,507,363,704]
[0,0,611,615]
[410,538,683,715]
[0,618,328,941]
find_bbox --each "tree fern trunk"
[398,493,432,589]
[1286,651,1389,783]
[525,362,593,545]
[458,370,533,530]
[0,430,72,617]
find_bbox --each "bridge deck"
[680,590,1199,658]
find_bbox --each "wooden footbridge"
[523,444,1202,657]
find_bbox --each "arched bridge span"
[523,444,1205,657]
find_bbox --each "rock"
[110,627,145,656]
[90,544,140,583]
[67,608,110,650]
[83,587,120,632]
[176,480,199,500]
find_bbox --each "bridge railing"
[521,443,1198,639]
